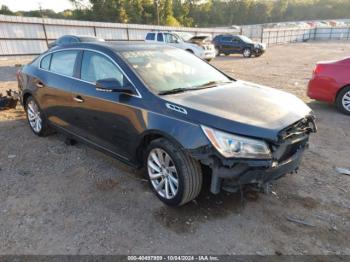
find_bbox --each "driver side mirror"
[96,78,134,94]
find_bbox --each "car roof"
[49,41,174,53]
[58,35,98,39]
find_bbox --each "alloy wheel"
[243,49,251,57]
[147,148,179,199]
[342,91,350,112]
[27,100,42,133]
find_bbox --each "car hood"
[163,80,312,141]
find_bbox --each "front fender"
[134,111,210,158]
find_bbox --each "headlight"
[201,125,271,159]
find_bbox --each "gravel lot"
[0,41,349,255]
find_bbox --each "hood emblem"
[166,103,187,114]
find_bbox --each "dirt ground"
[0,41,349,255]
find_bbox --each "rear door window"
[221,36,232,42]
[146,33,155,41]
[50,50,79,77]
[157,33,164,42]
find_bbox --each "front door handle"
[73,95,84,103]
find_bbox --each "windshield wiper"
[158,80,232,95]
[193,80,232,89]
[158,88,189,95]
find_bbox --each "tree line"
[1,0,349,27]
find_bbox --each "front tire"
[243,48,252,58]
[336,86,350,115]
[145,138,203,206]
[25,96,51,136]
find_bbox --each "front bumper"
[254,48,265,56]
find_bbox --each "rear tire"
[145,138,203,206]
[25,96,52,136]
[215,47,220,56]
[336,86,350,115]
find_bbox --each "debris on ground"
[335,167,350,176]
[286,215,316,227]
[0,89,19,110]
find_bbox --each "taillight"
[16,69,20,81]
[313,64,323,76]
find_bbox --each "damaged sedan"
[17,42,316,206]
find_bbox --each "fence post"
[330,27,333,40]
[42,23,49,48]
[276,29,279,45]
[267,30,270,46]
[260,28,264,43]
[347,27,350,40]
[308,28,312,40]
[93,26,97,36]
[313,27,317,40]
[126,27,130,40]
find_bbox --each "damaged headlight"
[201,126,271,159]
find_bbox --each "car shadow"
[307,101,345,116]
[214,55,248,61]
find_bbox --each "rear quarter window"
[40,54,52,70]
[146,33,155,41]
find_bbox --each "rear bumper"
[307,77,339,103]
[200,50,216,60]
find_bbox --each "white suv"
[145,32,216,61]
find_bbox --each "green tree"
[0,5,13,15]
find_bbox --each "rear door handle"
[73,95,84,103]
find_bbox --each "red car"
[307,57,350,115]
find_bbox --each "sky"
[0,0,74,12]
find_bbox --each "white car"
[145,31,216,61]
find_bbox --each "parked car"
[48,35,105,48]
[213,34,266,58]
[17,42,316,206]
[307,57,350,115]
[144,31,216,61]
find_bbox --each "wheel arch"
[335,84,350,102]
[22,91,33,108]
[134,129,186,166]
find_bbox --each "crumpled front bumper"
[191,134,310,194]
[208,146,305,194]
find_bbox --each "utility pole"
[38,2,44,18]
[155,0,160,25]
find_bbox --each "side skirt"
[49,123,140,169]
